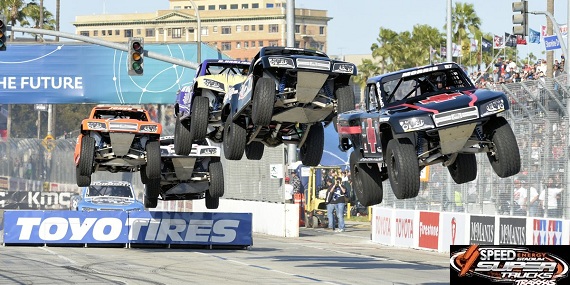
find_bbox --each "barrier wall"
[193,199,300,238]
[371,206,570,253]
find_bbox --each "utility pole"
[286,0,297,167]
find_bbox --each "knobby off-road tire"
[76,165,91,187]
[174,116,192,155]
[205,191,220,209]
[252,78,275,126]
[223,119,246,160]
[79,136,95,176]
[140,165,149,184]
[299,123,324,166]
[189,96,209,142]
[350,150,383,206]
[208,161,224,198]
[145,140,161,180]
[144,179,161,209]
[386,138,420,199]
[484,116,521,178]
[333,85,355,132]
[447,153,477,184]
[245,141,265,160]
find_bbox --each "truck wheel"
[252,78,275,126]
[145,140,161,179]
[386,138,420,199]
[350,151,383,206]
[300,123,324,166]
[484,116,521,178]
[205,191,220,209]
[79,136,95,176]
[174,116,192,155]
[140,165,148,184]
[333,86,355,132]
[208,161,224,198]
[144,179,160,209]
[245,141,265,160]
[76,166,91,187]
[223,119,246,160]
[448,153,477,184]
[189,96,209,142]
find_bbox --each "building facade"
[73,0,330,61]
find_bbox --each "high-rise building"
[73,0,330,61]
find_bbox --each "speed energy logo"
[450,245,569,285]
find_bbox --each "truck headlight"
[268,57,295,68]
[480,98,505,117]
[399,117,434,132]
[203,79,225,91]
[333,63,356,74]
[87,122,107,130]
[140,125,158,133]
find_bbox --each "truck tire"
[223,119,246,160]
[386,138,420,199]
[76,166,91,187]
[252,78,275,126]
[245,141,265,160]
[350,151,383,206]
[174,116,192,155]
[144,179,160,209]
[208,161,224,198]
[484,116,521,178]
[333,86,355,132]
[189,96,209,142]
[205,191,220,209]
[79,136,95,176]
[447,153,477,184]
[300,123,324,166]
[145,140,161,179]
[140,165,148,184]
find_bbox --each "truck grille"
[109,122,138,131]
[433,106,479,127]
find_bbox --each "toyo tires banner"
[0,43,227,104]
[3,210,253,246]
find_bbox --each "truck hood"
[388,89,504,114]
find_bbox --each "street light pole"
[188,0,201,63]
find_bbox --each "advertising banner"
[418,211,439,250]
[498,217,526,245]
[469,215,496,245]
[393,209,417,248]
[0,44,226,104]
[371,207,393,245]
[532,218,563,245]
[440,212,467,252]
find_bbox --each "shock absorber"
[279,75,287,94]
[416,133,424,156]
[475,125,485,147]
[323,82,333,98]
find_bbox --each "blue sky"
[43,0,569,60]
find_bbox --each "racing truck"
[222,46,357,166]
[174,59,250,155]
[74,106,162,188]
[73,181,145,212]
[143,136,224,209]
[337,62,521,206]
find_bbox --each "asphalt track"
[0,221,450,285]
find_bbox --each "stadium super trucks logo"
[450,245,569,285]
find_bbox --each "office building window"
[94,30,98,36]
[102,30,106,36]
[108,30,112,35]
[236,25,242,32]
[221,42,231,51]
[269,40,278,47]
[173,6,181,10]
[244,25,249,32]
[221,26,231,35]
[236,42,241,49]
[251,41,256,47]
[295,41,300,48]
[244,41,249,48]
[146,28,155,37]
[219,5,227,10]
[269,24,278,33]
[198,5,205,10]
[172,28,182,38]
[266,3,274,8]
[124,29,133,37]
[258,25,264,31]
[231,4,238,9]
[252,3,259,8]
[213,26,218,33]
[242,4,248,9]
[258,41,264,47]
[201,27,209,36]
[136,29,141,35]
[251,25,255,31]
[80,31,89,36]
[208,5,215,10]
[320,26,325,35]
[158,28,164,35]
[115,30,120,36]
[295,25,300,34]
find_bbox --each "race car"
[337,62,521,206]
[143,136,224,209]
[221,46,357,166]
[73,181,144,212]
[174,59,250,155]
[74,106,162,187]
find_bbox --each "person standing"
[325,177,347,232]
[282,177,294,204]
[290,171,302,194]
[539,175,564,218]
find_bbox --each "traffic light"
[128,37,144,75]
[0,15,7,51]
[512,1,528,36]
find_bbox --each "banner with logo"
[418,211,439,250]
[393,209,418,248]
[371,207,393,245]
[440,212,467,252]
[498,217,526,245]
[4,210,253,246]
[469,215,496,245]
[531,218,567,245]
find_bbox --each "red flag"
[516,35,527,45]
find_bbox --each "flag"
[541,25,547,37]
[482,37,492,52]
[440,46,447,57]
[493,34,504,49]
[516,35,527,45]
[505,32,517,47]
[470,39,478,52]
[452,43,462,57]
[560,24,568,36]
[529,28,540,44]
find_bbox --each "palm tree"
[450,2,482,68]
[21,1,56,41]
[0,0,26,41]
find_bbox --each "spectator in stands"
[325,177,347,232]
[539,175,564,218]
[282,177,294,204]
[513,179,528,216]
[454,189,464,212]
